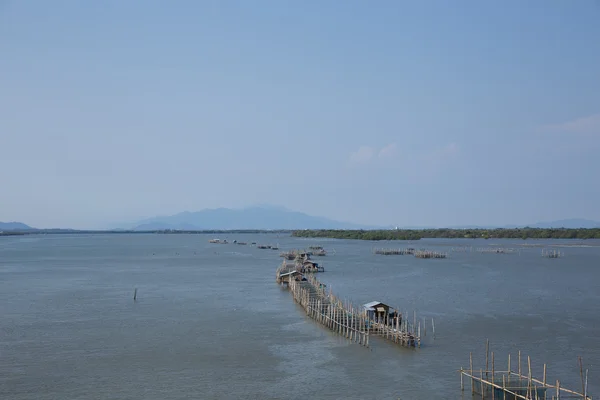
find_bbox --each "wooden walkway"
[276,266,421,348]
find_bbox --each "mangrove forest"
[291,228,600,240]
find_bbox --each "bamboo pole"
[579,357,585,399]
[543,363,547,400]
[528,356,532,399]
[471,352,474,395]
[492,351,496,400]
[519,351,522,376]
[584,369,588,400]
[486,339,490,380]
[481,369,485,399]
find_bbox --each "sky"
[1,0,600,229]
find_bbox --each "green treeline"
[291,228,600,241]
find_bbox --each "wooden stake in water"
[133,288,137,302]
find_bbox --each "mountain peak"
[131,206,374,230]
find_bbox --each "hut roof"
[363,301,390,311]
[279,270,301,278]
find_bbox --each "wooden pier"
[460,341,592,399]
[276,265,421,348]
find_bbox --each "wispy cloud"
[377,143,397,159]
[348,142,459,170]
[349,146,377,164]
[348,143,398,165]
[541,113,600,135]
[425,142,460,161]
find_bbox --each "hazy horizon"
[2,1,599,230]
[2,204,599,231]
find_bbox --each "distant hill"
[0,221,34,231]
[131,206,376,230]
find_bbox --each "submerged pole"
[133,288,137,302]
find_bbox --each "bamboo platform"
[276,266,422,348]
[460,341,591,399]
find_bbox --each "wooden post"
[579,357,585,399]
[481,369,485,399]
[413,310,416,335]
[432,317,435,339]
[470,352,474,395]
[508,354,511,375]
[528,356,532,399]
[503,374,507,400]
[519,351,522,376]
[543,363,547,400]
[584,368,588,400]
[486,339,490,379]
[492,351,495,400]
[460,368,464,391]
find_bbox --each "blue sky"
[1,1,599,229]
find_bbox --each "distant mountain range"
[130,208,600,231]
[2,212,600,232]
[131,205,376,230]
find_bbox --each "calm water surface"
[1,234,599,399]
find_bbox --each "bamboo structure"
[373,247,415,255]
[452,246,473,253]
[276,265,421,348]
[542,249,563,258]
[476,247,519,254]
[414,250,447,259]
[281,248,327,259]
[280,250,298,260]
[460,342,592,399]
[312,248,327,256]
[451,246,521,255]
